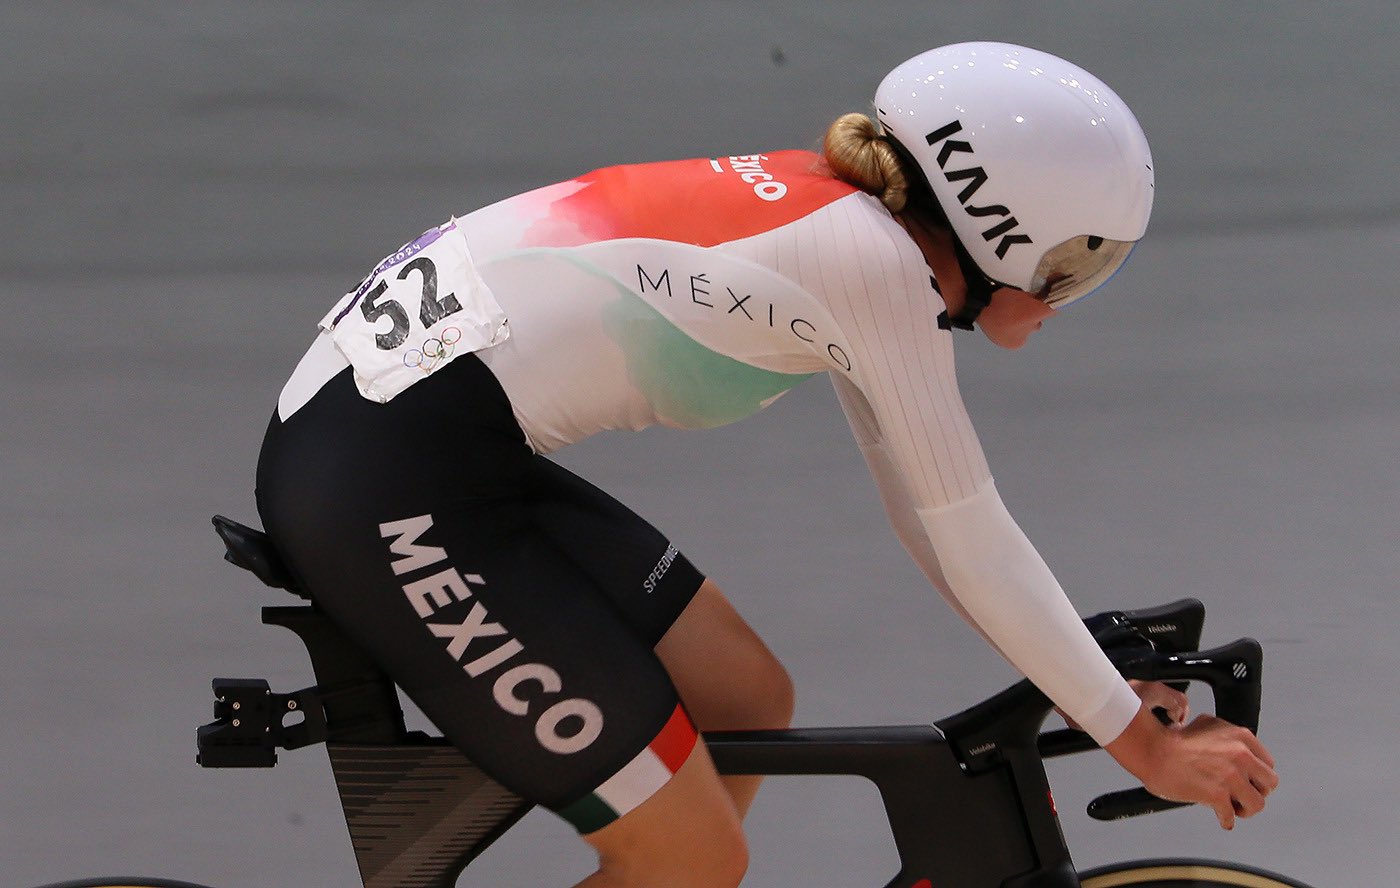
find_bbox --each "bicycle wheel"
[1079,858,1317,888]
[29,880,220,888]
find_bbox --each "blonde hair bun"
[822,112,909,213]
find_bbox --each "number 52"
[360,256,463,350]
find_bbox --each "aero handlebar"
[1038,598,1264,821]
[1085,636,1264,820]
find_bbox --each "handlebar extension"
[1083,636,1263,820]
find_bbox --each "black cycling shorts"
[255,351,704,833]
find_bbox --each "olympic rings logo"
[403,327,462,373]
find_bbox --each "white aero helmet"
[875,42,1154,312]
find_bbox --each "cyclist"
[255,42,1278,888]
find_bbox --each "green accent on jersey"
[601,289,813,428]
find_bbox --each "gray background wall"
[3,3,1397,886]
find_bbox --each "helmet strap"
[947,234,998,331]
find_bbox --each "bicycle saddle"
[211,515,307,598]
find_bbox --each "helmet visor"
[1030,235,1138,309]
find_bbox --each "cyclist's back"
[278,149,972,473]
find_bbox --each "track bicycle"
[30,516,1318,888]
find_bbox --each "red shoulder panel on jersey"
[550,150,859,248]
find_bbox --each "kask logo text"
[924,120,1033,260]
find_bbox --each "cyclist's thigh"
[525,459,790,732]
[255,361,701,830]
[282,503,700,827]
[526,456,705,645]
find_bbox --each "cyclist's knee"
[751,652,796,728]
[707,613,793,731]
[657,579,796,731]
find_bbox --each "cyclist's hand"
[1106,707,1279,830]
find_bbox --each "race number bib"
[319,218,509,403]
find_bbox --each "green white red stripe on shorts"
[557,703,698,833]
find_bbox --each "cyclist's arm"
[811,200,1274,817]
[829,374,1139,747]
[810,199,1138,745]
[835,360,1277,825]
[916,481,1141,744]
[831,375,1011,662]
